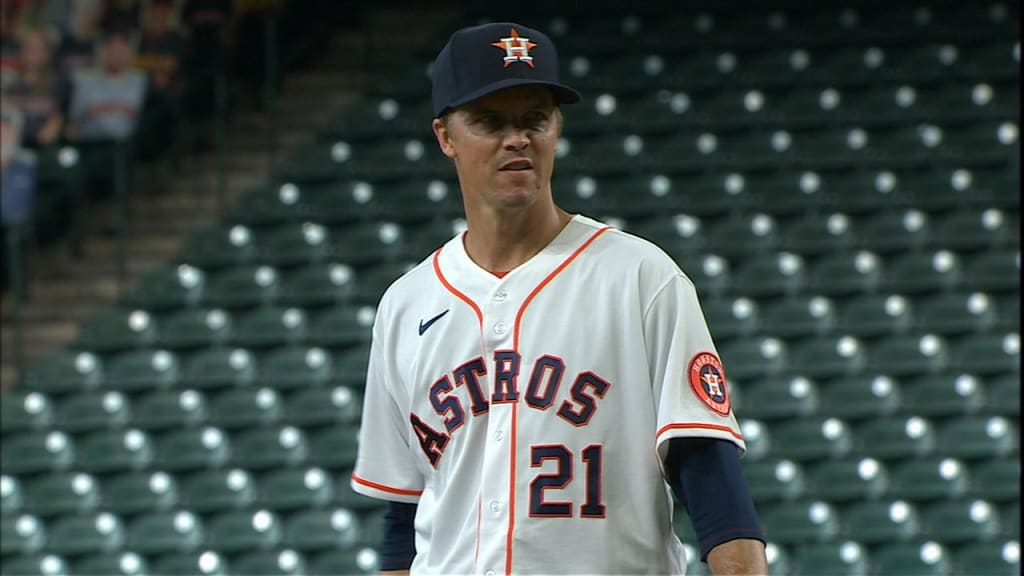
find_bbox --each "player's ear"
[433,117,457,159]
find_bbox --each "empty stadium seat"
[879,249,962,294]
[308,548,379,576]
[102,349,181,392]
[181,348,258,390]
[1,431,74,475]
[760,295,836,340]
[855,209,932,255]
[228,183,311,227]
[229,425,308,470]
[758,500,839,545]
[805,458,889,503]
[778,210,857,257]
[741,459,806,504]
[333,344,372,388]
[865,333,948,376]
[306,305,375,350]
[373,178,464,224]
[130,389,208,431]
[899,373,986,418]
[852,416,935,460]
[914,292,998,336]
[1,390,54,434]
[121,265,206,312]
[306,425,360,469]
[948,332,1019,375]
[699,296,759,342]
[257,346,334,389]
[256,467,333,511]
[961,248,1019,293]
[718,337,788,381]
[871,541,952,575]
[229,549,307,576]
[256,222,331,268]
[55,390,131,433]
[156,308,232,351]
[179,224,258,271]
[282,508,362,551]
[202,265,281,310]
[789,335,866,378]
[838,500,921,545]
[284,385,362,428]
[955,540,1021,576]
[100,471,178,516]
[45,511,124,556]
[279,262,357,308]
[204,509,282,553]
[736,376,818,420]
[74,428,153,474]
[1,513,46,557]
[676,253,732,300]
[207,387,282,430]
[769,417,852,462]
[146,550,229,576]
[74,309,158,354]
[1,475,22,515]
[125,510,203,554]
[328,222,408,268]
[179,468,256,514]
[920,499,1001,544]
[151,426,231,472]
[22,473,100,518]
[932,207,1018,252]
[805,250,883,296]
[935,416,1018,460]
[19,351,103,395]
[817,374,902,420]
[72,552,147,576]
[887,457,970,502]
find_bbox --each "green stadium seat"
[354,262,416,305]
[130,389,207,431]
[23,473,100,518]
[375,178,464,225]
[179,224,257,271]
[994,294,1019,332]
[899,373,986,418]
[1,553,67,576]
[74,307,156,352]
[121,265,205,312]
[865,333,948,376]
[229,425,308,470]
[125,510,203,554]
[817,374,902,420]
[147,550,229,576]
[207,387,282,430]
[933,208,1018,252]
[699,297,759,342]
[856,209,932,255]
[920,499,1001,544]
[307,425,361,469]
[230,307,309,349]
[55,390,131,433]
[229,549,307,576]
[279,262,357,308]
[936,416,1017,460]
[954,540,1020,576]
[75,428,153,474]
[307,305,375,350]
[838,500,922,545]
[1,475,22,515]
[871,541,952,575]
[284,385,362,428]
[403,218,467,261]
[805,457,889,503]
[181,348,257,390]
[851,416,935,460]
[914,292,998,336]
[629,214,707,266]
[1,513,46,557]
[1002,502,1019,539]
[282,508,362,551]
[257,346,334,389]
[20,351,103,395]
[719,337,788,381]
[984,372,1020,416]
[760,295,837,340]
[156,308,232,351]
[949,332,1019,375]
[228,183,311,227]
[328,222,408,267]
[334,344,372,388]
[705,213,780,259]
[834,293,912,337]
[257,222,331,268]
[789,335,867,378]
[308,548,379,576]
[355,508,386,547]
[741,459,806,504]
[71,552,147,576]
[738,419,772,461]
[103,349,181,392]
[1,390,54,434]
[202,265,281,310]
[887,457,969,503]
[256,467,332,511]
[806,250,883,297]
[100,471,178,516]
[792,541,870,576]
[879,249,963,294]
[152,426,230,472]
[961,248,1019,293]
[1,431,74,475]
[676,253,732,300]
[737,376,818,420]
[828,169,913,215]
[45,511,124,556]
[778,210,857,258]
[966,455,1015,500]
[759,500,839,545]
[179,468,255,514]
[205,509,282,553]
[769,416,852,462]
[332,470,386,513]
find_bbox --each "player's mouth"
[499,159,533,172]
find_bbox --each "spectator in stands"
[102,0,144,34]
[133,0,186,160]
[1,105,37,229]
[3,28,66,149]
[55,0,103,77]
[66,29,147,142]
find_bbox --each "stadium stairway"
[0,5,460,391]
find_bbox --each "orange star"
[491,27,537,68]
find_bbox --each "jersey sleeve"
[351,305,425,504]
[644,273,746,462]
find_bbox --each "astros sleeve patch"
[688,352,731,416]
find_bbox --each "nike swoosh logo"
[419,309,450,336]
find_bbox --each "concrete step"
[2,300,105,324]
[19,276,121,305]
[81,234,184,263]
[1,321,80,353]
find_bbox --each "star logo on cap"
[491,27,537,68]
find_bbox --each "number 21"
[529,444,605,518]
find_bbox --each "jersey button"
[486,571,496,576]
[494,429,503,441]
[494,290,508,301]
[493,322,507,335]
[490,500,501,513]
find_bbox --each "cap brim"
[436,78,581,117]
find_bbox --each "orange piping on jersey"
[504,224,613,573]
[351,473,424,496]
[433,247,483,329]
[656,422,745,442]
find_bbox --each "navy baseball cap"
[431,22,581,118]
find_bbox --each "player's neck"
[462,204,573,274]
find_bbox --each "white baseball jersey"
[352,214,745,575]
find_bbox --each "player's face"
[433,86,561,212]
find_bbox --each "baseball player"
[351,22,767,575]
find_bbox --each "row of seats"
[1,467,378,518]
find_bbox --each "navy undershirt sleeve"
[380,501,417,570]
[666,437,765,562]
